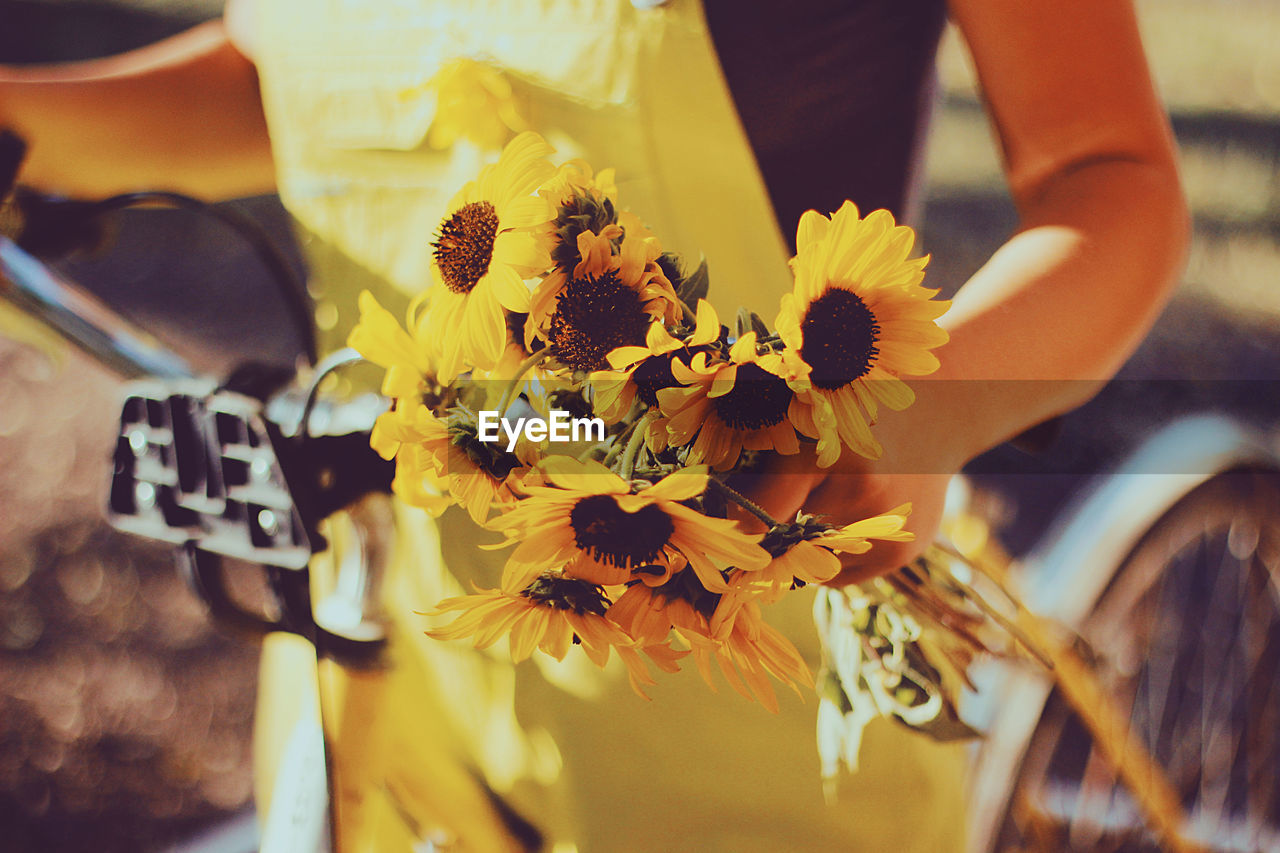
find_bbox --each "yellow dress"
[248,1,968,849]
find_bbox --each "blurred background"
[0,0,1277,850]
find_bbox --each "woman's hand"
[733,378,966,584]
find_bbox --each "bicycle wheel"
[994,468,1280,852]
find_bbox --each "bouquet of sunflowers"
[347,130,962,761]
[344,133,1214,842]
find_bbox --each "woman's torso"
[242,1,964,849]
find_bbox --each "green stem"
[602,419,637,467]
[497,348,553,416]
[618,411,656,480]
[930,542,1055,671]
[706,477,781,529]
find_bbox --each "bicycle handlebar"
[0,127,317,367]
[0,235,194,378]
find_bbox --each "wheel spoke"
[995,472,1280,852]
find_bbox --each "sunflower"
[606,558,720,645]
[429,573,683,698]
[527,216,679,372]
[367,405,453,515]
[610,571,810,712]
[540,158,620,273]
[590,298,722,430]
[427,131,558,380]
[709,508,916,647]
[466,309,558,412]
[434,408,530,522]
[487,457,769,595]
[348,289,440,411]
[605,563,809,711]
[346,291,456,513]
[419,58,528,152]
[608,573,726,683]
[472,304,601,430]
[777,202,949,461]
[756,506,915,598]
[713,599,814,712]
[607,582,686,648]
[658,331,834,471]
[372,405,525,523]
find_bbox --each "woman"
[0,1,1187,849]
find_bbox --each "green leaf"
[676,255,710,305]
[749,311,771,340]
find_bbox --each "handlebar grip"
[0,130,108,257]
[0,130,26,199]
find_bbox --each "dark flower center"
[569,493,674,569]
[650,565,723,619]
[711,362,793,430]
[521,572,610,616]
[799,288,880,390]
[545,388,594,422]
[758,517,834,558]
[433,201,499,294]
[553,190,618,272]
[549,269,650,372]
[632,353,681,407]
[448,414,522,480]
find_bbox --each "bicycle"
[966,415,1280,852]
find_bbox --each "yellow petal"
[691,300,721,346]
[637,467,709,503]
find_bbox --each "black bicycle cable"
[84,190,317,365]
[1,130,317,365]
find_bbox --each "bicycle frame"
[0,235,192,378]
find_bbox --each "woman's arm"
[0,19,274,199]
[931,0,1189,455]
[749,0,1190,578]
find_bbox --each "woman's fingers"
[728,439,956,585]
[820,472,953,584]
[727,446,825,532]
